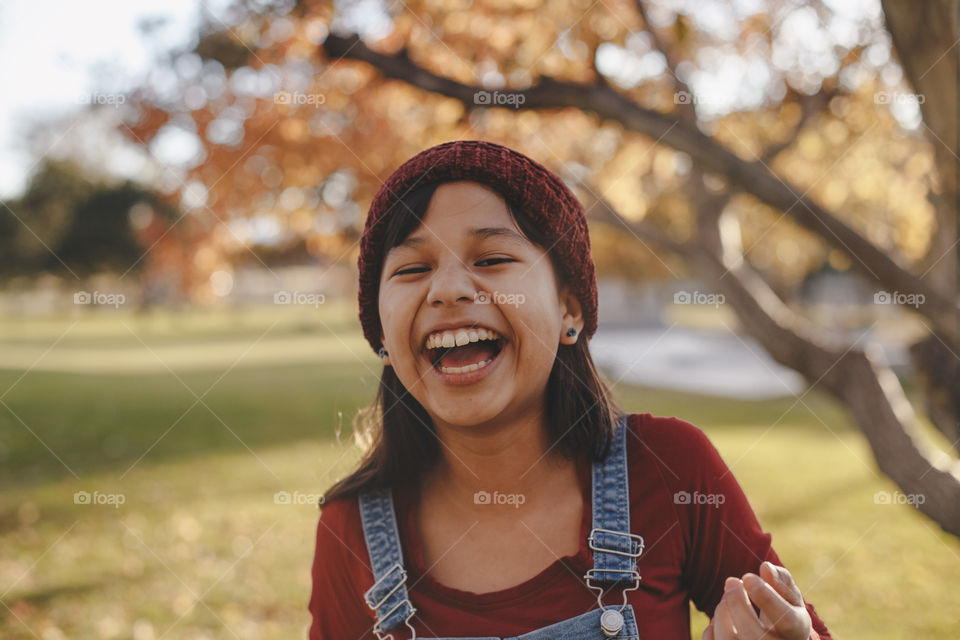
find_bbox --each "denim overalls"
[357,415,644,640]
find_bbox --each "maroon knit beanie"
[357,139,598,355]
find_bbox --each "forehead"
[391,181,528,251]
[424,181,512,223]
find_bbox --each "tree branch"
[633,0,697,123]
[760,86,841,163]
[589,180,960,536]
[577,187,695,259]
[322,32,960,345]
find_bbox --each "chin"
[429,403,505,429]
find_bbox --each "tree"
[0,159,94,274]
[120,0,960,535]
[0,158,181,278]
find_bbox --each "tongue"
[439,342,499,368]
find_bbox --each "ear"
[558,285,585,346]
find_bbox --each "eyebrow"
[396,226,529,250]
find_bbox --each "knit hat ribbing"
[357,140,598,355]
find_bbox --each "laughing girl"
[308,140,833,640]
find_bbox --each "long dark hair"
[322,181,626,504]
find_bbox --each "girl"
[308,140,832,640]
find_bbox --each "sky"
[0,0,231,198]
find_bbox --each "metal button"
[600,608,624,637]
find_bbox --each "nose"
[427,257,478,307]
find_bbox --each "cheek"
[510,309,561,356]
[517,289,562,329]
[379,289,415,344]
[378,291,400,337]
[516,269,561,310]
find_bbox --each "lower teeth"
[439,357,493,374]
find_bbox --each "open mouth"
[423,335,505,374]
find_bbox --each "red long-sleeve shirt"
[308,412,833,639]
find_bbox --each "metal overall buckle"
[367,563,418,640]
[584,528,644,638]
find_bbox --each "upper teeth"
[425,327,501,350]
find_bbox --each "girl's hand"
[702,561,812,640]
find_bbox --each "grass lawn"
[0,305,958,639]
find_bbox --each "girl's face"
[378,180,584,430]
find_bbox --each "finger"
[747,566,811,639]
[758,603,774,629]
[760,561,804,607]
[742,572,794,628]
[714,597,738,640]
[723,577,767,640]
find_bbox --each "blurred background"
[1,0,959,638]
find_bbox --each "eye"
[393,266,429,276]
[477,257,515,266]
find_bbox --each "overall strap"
[358,486,417,639]
[586,414,644,587]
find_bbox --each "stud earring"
[378,347,389,358]
[566,327,577,337]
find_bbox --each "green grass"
[1,306,958,639]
